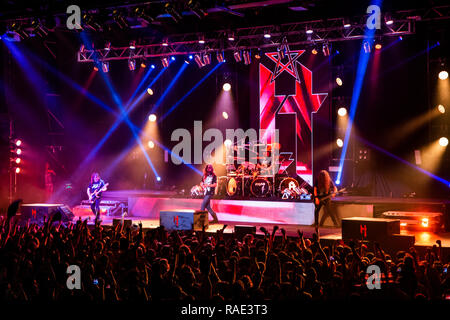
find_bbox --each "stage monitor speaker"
[160,210,209,231]
[234,225,256,240]
[342,217,400,241]
[20,203,74,224]
[113,218,132,229]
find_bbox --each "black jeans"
[201,194,218,221]
[314,199,339,227]
[91,198,101,219]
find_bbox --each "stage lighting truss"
[77,13,418,64]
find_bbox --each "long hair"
[91,172,100,184]
[202,164,214,181]
[317,170,331,194]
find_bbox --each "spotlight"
[228,32,235,41]
[15,158,21,164]
[188,0,207,19]
[338,107,347,117]
[243,50,251,65]
[194,54,205,68]
[189,55,194,60]
[134,7,155,24]
[141,60,147,68]
[222,111,229,119]
[165,3,183,23]
[255,49,262,60]
[439,137,448,147]
[128,59,136,71]
[147,88,154,95]
[162,38,169,46]
[101,61,109,73]
[336,138,344,148]
[148,141,155,149]
[264,30,271,39]
[224,139,232,147]
[277,46,285,59]
[421,218,429,228]
[171,56,176,61]
[385,14,394,25]
[93,65,99,72]
[234,51,242,62]
[363,40,371,53]
[151,64,156,69]
[375,43,382,50]
[311,48,318,55]
[161,57,169,68]
[104,42,111,51]
[15,139,22,147]
[343,18,351,28]
[112,9,129,29]
[156,176,162,182]
[203,53,211,65]
[438,71,448,80]
[223,83,231,91]
[322,43,330,57]
[198,34,205,44]
[15,167,21,174]
[216,51,224,63]
[438,104,446,114]
[129,40,136,50]
[148,114,157,122]
[336,77,343,86]
[306,27,313,34]
[30,19,48,37]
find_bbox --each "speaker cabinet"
[342,217,400,241]
[160,210,209,231]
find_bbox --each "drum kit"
[191,141,311,200]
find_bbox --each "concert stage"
[70,190,450,256]
[74,190,450,230]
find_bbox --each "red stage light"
[15,139,22,146]
[15,167,21,174]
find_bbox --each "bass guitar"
[89,183,109,201]
[313,188,346,206]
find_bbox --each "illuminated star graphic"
[265,44,304,83]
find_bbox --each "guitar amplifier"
[342,217,400,241]
[160,210,209,231]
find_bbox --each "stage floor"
[83,216,450,250]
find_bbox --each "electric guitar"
[313,188,346,206]
[89,183,109,201]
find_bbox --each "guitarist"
[200,164,219,224]
[87,172,108,222]
[314,170,339,231]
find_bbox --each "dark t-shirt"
[314,179,336,196]
[89,179,105,196]
[202,174,217,195]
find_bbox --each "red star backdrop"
[259,45,330,186]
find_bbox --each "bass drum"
[250,177,271,197]
[190,185,204,198]
[278,177,300,196]
[227,177,240,197]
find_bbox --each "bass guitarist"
[313,170,339,231]
[87,172,108,222]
